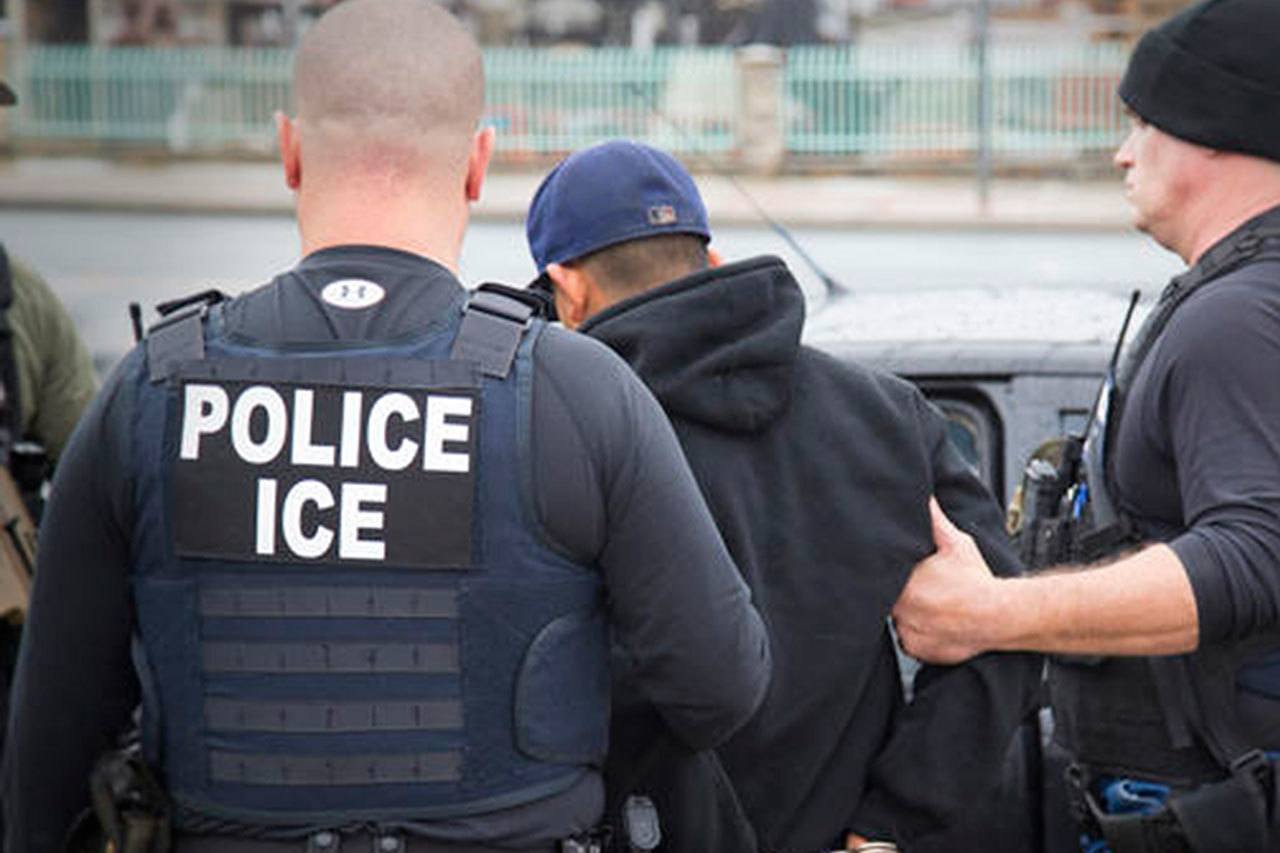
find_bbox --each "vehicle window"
[1059,408,1090,437]
[925,395,1000,493]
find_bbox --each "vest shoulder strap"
[1104,225,1280,503]
[145,306,208,384]
[146,284,548,384]
[143,290,230,384]
[449,284,545,380]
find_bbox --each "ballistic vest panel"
[1047,219,1280,783]
[128,298,608,828]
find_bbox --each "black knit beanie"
[1119,0,1280,162]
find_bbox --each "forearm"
[991,544,1199,656]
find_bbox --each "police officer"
[0,4,770,851]
[0,81,99,486]
[0,76,100,846]
[893,1,1280,850]
[525,141,1042,853]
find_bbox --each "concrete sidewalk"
[0,156,1133,230]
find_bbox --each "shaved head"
[293,0,484,174]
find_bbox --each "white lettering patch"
[321,279,385,310]
[174,378,478,568]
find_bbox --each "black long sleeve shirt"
[1113,209,1280,713]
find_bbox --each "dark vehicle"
[805,287,1143,505]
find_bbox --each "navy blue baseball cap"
[526,140,710,272]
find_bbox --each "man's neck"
[1178,168,1280,266]
[1183,200,1280,267]
[296,179,467,274]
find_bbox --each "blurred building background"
[2,0,1194,48]
[0,0,1196,173]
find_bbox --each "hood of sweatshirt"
[580,255,804,432]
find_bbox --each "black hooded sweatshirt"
[582,256,1043,852]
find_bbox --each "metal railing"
[785,42,1129,159]
[3,43,1130,164]
[485,48,737,158]
[9,46,290,151]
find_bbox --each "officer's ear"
[465,127,496,203]
[275,111,301,191]
[707,246,723,269]
[544,262,594,331]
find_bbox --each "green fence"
[3,46,738,156]
[485,48,737,157]
[786,42,1129,158]
[3,43,1130,163]
[9,47,290,150]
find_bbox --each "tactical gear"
[1015,222,1280,571]
[1013,220,1280,851]
[0,460,36,621]
[87,746,173,853]
[128,288,608,831]
[1009,289,1142,573]
[0,245,22,470]
[1067,767,1191,853]
[0,251,39,616]
[169,833,585,852]
[619,796,660,852]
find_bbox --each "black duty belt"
[174,834,562,853]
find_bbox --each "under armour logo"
[321,279,386,310]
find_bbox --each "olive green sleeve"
[7,258,98,462]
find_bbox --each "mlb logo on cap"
[648,205,678,226]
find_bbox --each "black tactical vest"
[129,289,609,831]
[1044,215,1280,784]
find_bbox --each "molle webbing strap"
[204,698,463,733]
[208,750,462,786]
[201,641,459,674]
[1115,223,1280,395]
[449,288,536,379]
[1100,220,1280,562]
[199,587,458,620]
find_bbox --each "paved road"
[0,209,1183,372]
[0,158,1134,229]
